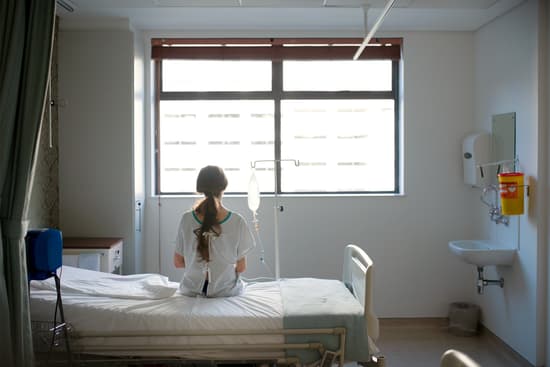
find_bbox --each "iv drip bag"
[248,169,260,213]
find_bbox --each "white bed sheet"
[30,266,284,360]
[31,266,178,299]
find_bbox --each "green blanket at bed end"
[280,277,371,364]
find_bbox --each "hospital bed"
[30,244,382,366]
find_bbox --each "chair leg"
[54,274,72,365]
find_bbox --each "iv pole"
[251,159,299,279]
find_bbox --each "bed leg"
[320,350,339,367]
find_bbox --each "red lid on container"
[498,172,523,177]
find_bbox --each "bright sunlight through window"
[155,41,400,195]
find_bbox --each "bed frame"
[34,244,382,367]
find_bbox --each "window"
[153,38,401,194]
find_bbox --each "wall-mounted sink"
[448,240,516,267]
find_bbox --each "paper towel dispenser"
[463,132,490,186]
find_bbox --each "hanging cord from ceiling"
[354,0,397,60]
[56,0,75,13]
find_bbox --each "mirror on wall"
[491,112,516,174]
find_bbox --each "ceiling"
[56,0,526,32]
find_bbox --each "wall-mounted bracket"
[476,267,504,294]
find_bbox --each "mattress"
[30,266,371,363]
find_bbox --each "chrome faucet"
[480,185,509,226]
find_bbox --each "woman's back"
[176,210,255,297]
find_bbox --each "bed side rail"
[343,244,379,341]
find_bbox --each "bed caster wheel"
[362,355,385,367]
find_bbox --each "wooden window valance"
[151,38,402,61]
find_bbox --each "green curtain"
[0,1,56,366]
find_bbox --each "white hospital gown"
[175,210,255,297]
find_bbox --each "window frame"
[153,38,401,195]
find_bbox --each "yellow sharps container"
[498,172,524,215]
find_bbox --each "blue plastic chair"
[26,228,72,362]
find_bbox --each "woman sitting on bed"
[174,165,256,297]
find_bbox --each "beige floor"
[361,318,531,367]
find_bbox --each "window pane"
[159,100,275,193]
[283,60,392,91]
[162,60,272,92]
[281,99,395,192]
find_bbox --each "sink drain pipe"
[476,267,504,294]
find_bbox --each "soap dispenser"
[462,132,490,187]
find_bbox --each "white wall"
[541,1,550,366]
[58,25,139,273]
[473,1,544,364]
[144,31,481,318]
